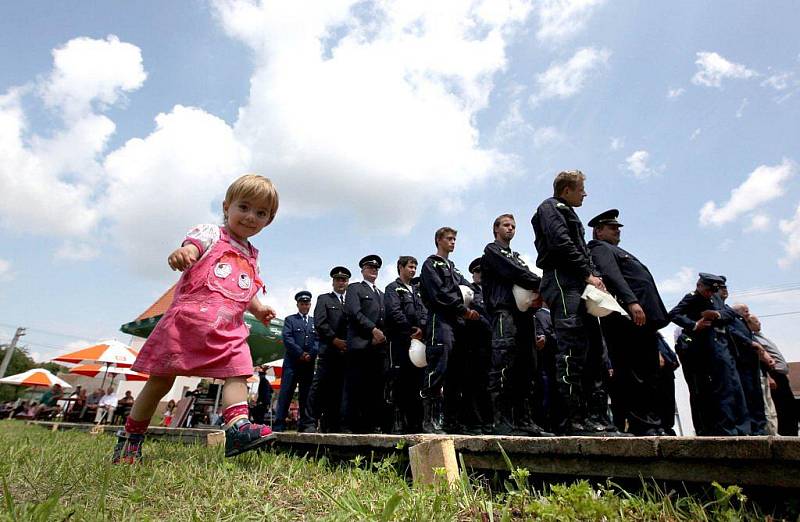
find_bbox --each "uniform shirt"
[282,313,318,363]
[419,254,470,320]
[384,278,427,337]
[314,292,349,354]
[344,281,386,351]
[587,238,669,329]
[531,197,595,279]
[481,241,541,315]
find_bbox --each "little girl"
[113,174,279,463]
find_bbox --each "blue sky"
[1,0,799,370]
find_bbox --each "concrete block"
[409,438,459,486]
[771,437,800,461]
[658,437,770,460]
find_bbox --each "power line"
[0,322,105,342]
[759,310,800,319]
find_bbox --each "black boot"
[516,400,554,437]
[586,391,630,436]
[491,393,523,436]
[422,397,444,434]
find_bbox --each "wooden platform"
[31,422,800,489]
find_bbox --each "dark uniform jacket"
[384,278,427,338]
[313,292,348,355]
[481,241,541,315]
[723,305,754,359]
[668,292,734,343]
[345,281,386,351]
[282,313,318,366]
[587,239,669,330]
[531,197,596,279]
[419,255,470,322]
[469,283,492,331]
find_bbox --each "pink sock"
[222,402,249,425]
[125,416,150,435]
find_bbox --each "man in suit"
[588,209,670,435]
[306,266,351,433]
[384,256,427,433]
[669,273,749,435]
[342,255,387,433]
[275,291,318,432]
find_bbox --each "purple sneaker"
[112,430,144,464]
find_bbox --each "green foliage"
[0,421,774,521]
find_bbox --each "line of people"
[272,169,796,437]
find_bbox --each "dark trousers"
[654,370,676,434]
[386,336,424,432]
[488,308,537,425]
[274,361,315,430]
[341,347,386,433]
[770,372,798,436]
[422,315,460,398]
[540,269,593,424]
[307,348,346,432]
[676,338,707,434]
[699,331,750,435]
[462,322,492,429]
[603,316,661,433]
[736,348,767,434]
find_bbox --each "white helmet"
[512,284,538,312]
[459,285,475,309]
[409,339,427,368]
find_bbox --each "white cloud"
[535,0,605,43]
[0,258,12,281]
[744,213,770,233]
[0,89,100,237]
[54,241,100,261]
[494,99,534,143]
[689,128,701,140]
[533,126,563,148]
[217,0,531,234]
[624,149,663,179]
[0,35,146,240]
[659,266,695,296]
[609,137,624,150]
[761,72,793,91]
[691,51,757,88]
[101,105,250,277]
[699,158,796,227]
[779,204,800,268]
[531,47,610,104]
[667,87,685,99]
[41,35,146,120]
[735,97,748,118]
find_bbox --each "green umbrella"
[119,313,285,365]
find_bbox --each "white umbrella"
[0,368,72,388]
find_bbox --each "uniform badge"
[214,263,232,278]
[238,273,252,289]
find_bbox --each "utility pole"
[0,327,26,379]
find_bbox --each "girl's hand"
[168,244,200,271]
[251,303,277,325]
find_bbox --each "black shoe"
[560,421,599,437]
[518,422,555,437]
[461,425,483,436]
[298,425,318,433]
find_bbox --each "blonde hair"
[224,174,279,225]
[553,170,585,197]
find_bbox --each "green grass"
[0,420,770,521]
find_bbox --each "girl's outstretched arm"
[248,296,276,325]
[168,244,200,271]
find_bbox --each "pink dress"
[132,226,263,378]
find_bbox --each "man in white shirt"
[95,387,118,424]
